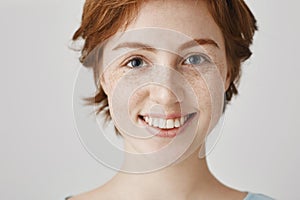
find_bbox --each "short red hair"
[72,0,257,123]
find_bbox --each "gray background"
[0,0,299,199]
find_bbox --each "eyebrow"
[112,38,219,52]
[112,42,158,52]
[179,38,220,50]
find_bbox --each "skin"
[71,0,248,199]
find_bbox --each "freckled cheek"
[217,64,228,83]
[213,55,228,82]
[105,70,126,95]
[188,77,212,110]
[125,87,151,122]
[206,50,228,83]
[105,69,149,114]
[183,68,224,113]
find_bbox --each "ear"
[224,68,231,92]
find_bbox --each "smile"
[142,114,192,129]
[138,113,197,138]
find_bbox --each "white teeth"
[142,114,192,129]
[153,118,159,127]
[159,118,166,128]
[144,116,149,123]
[148,117,153,126]
[166,119,174,129]
[174,118,180,128]
[180,116,185,125]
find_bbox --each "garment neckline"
[243,192,252,200]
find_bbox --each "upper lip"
[139,112,195,119]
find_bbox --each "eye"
[183,54,209,66]
[125,57,147,68]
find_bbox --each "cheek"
[216,61,228,84]
[183,66,225,112]
[188,76,212,111]
[206,48,228,84]
[129,88,147,106]
[105,68,150,122]
[103,68,127,97]
[128,87,150,119]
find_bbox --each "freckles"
[106,69,126,91]
[205,47,228,79]
[184,73,210,100]
[130,88,148,103]
[215,61,228,81]
[193,79,211,102]
[183,68,222,111]
[128,87,150,115]
[212,51,228,80]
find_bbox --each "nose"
[149,52,185,105]
[149,81,184,106]
[150,85,176,105]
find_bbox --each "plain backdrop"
[0,0,299,199]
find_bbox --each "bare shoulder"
[67,186,117,200]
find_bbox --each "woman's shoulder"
[64,192,107,200]
[65,185,116,200]
[244,192,274,200]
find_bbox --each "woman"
[70,0,274,199]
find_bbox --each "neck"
[112,149,221,199]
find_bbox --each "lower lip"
[139,114,196,138]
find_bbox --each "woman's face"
[98,0,229,169]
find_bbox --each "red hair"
[72,0,257,125]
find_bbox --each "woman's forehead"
[99,0,225,66]
[123,0,224,48]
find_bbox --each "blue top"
[244,192,274,200]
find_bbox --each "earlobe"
[225,71,231,92]
[223,72,231,112]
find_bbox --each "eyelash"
[123,55,150,68]
[122,53,211,69]
[182,53,211,66]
